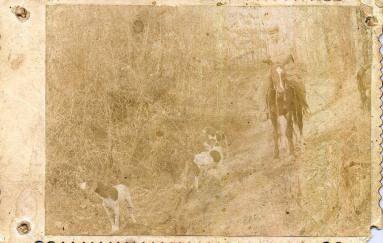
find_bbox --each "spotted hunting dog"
[79,181,136,232]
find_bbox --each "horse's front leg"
[286,112,295,157]
[270,113,280,159]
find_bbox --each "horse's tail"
[294,83,309,116]
[265,88,272,120]
[292,88,308,135]
[292,103,299,126]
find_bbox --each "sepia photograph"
[45,4,374,236]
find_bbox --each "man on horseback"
[264,26,308,113]
[263,25,309,159]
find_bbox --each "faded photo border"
[0,0,382,242]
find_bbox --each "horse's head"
[270,64,286,94]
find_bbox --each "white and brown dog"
[192,127,226,190]
[79,180,136,233]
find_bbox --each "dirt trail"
[177,87,371,236]
[112,81,370,237]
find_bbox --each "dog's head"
[202,127,225,146]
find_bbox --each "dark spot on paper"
[365,16,378,26]
[133,20,144,33]
[16,221,31,234]
[11,6,30,22]
[152,1,157,6]
[8,53,24,70]
[216,2,225,6]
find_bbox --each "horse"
[265,59,308,159]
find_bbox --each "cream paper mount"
[0,0,382,242]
